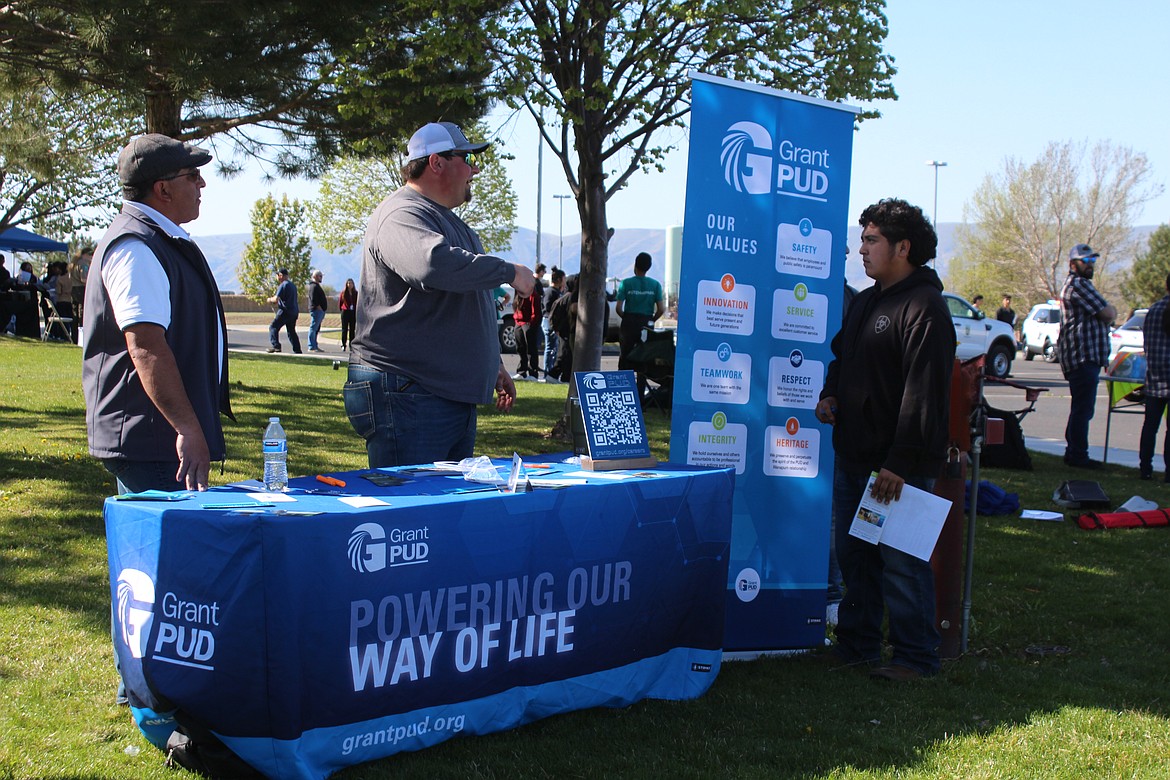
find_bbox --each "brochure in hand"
[847,472,952,561]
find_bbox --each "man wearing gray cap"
[1058,243,1116,469]
[345,122,537,467]
[83,133,233,493]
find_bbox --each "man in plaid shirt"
[1139,275,1170,480]
[1059,243,1117,469]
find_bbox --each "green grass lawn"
[2,338,1169,779]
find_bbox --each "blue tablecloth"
[106,458,734,779]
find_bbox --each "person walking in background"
[339,277,357,350]
[266,267,302,354]
[541,267,565,382]
[971,293,984,312]
[1058,244,1116,469]
[616,252,664,396]
[345,121,535,467]
[1139,274,1170,481]
[306,268,328,352]
[816,198,955,681]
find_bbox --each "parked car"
[1021,301,1062,362]
[1109,308,1147,363]
[943,292,1016,378]
[495,285,517,354]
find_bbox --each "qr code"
[584,391,645,447]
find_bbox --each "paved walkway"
[227,324,1146,471]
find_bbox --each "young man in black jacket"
[816,198,955,681]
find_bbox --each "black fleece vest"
[83,209,232,462]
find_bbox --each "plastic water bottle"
[263,417,288,492]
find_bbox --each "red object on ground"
[1076,509,1170,530]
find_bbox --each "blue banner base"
[723,587,827,652]
[219,646,723,780]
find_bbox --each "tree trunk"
[570,5,611,374]
[145,88,184,137]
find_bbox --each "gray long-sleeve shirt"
[351,185,514,404]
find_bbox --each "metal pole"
[554,194,571,266]
[535,133,542,266]
[926,161,948,225]
[960,373,985,654]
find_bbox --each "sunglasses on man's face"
[158,170,203,183]
[441,151,478,166]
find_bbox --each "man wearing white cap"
[83,133,233,494]
[345,122,537,467]
[1058,243,1116,469]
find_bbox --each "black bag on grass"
[1052,480,1110,510]
[979,404,1032,471]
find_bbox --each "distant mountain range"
[194,223,1155,295]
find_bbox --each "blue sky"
[192,0,1170,238]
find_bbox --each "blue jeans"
[1140,395,1169,474]
[833,463,940,674]
[1063,362,1101,463]
[308,308,325,350]
[542,318,558,378]
[343,364,477,468]
[102,459,183,494]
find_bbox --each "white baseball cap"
[406,122,490,162]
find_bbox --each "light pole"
[926,160,947,225]
[554,194,572,265]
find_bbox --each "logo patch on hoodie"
[874,315,891,334]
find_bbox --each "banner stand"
[670,72,860,651]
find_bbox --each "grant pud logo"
[735,567,761,603]
[116,568,218,669]
[349,522,430,573]
[720,120,832,201]
[581,372,608,391]
[117,568,156,659]
[721,122,773,195]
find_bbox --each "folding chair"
[627,328,675,415]
[41,297,73,342]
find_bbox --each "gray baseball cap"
[1069,243,1099,262]
[118,134,212,187]
[406,122,490,162]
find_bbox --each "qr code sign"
[584,391,644,447]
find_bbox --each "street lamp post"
[926,160,947,225]
[553,194,572,265]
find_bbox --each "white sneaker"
[510,372,524,380]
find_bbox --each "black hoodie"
[820,266,955,478]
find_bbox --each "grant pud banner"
[670,72,859,651]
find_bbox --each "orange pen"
[316,475,346,488]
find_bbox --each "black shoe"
[266,346,280,353]
[293,350,303,354]
[870,664,925,682]
[1140,467,1153,480]
[1067,458,1102,470]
